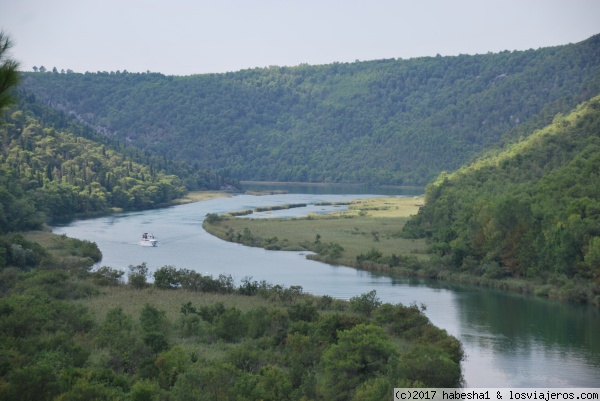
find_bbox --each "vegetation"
[2,20,600,398]
[203,197,428,270]
[0,94,238,232]
[0,233,464,400]
[402,95,600,305]
[21,34,600,186]
[0,31,20,112]
[1,30,236,232]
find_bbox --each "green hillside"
[0,95,237,233]
[21,34,600,186]
[0,33,463,400]
[402,95,600,304]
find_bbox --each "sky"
[3,0,600,76]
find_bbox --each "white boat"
[140,233,158,247]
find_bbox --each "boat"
[140,233,158,247]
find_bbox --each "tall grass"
[204,196,429,270]
[76,285,286,324]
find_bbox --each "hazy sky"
[3,0,600,76]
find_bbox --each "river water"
[53,191,600,388]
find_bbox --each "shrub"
[288,300,319,322]
[204,213,223,224]
[239,276,260,296]
[128,262,148,289]
[319,324,398,401]
[403,344,462,387]
[214,308,247,342]
[349,290,382,317]
[153,265,181,289]
[93,266,124,286]
[356,248,383,265]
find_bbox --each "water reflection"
[448,283,600,386]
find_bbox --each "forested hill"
[0,95,237,233]
[402,95,600,303]
[21,34,600,186]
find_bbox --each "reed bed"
[76,285,280,324]
[205,196,429,268]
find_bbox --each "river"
[53,191,600,388]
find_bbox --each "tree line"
[20,34,600,186]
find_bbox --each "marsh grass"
[171,191,232,204]
[24,230,70,250]
[204,196,428,269]
[77,285,280,324]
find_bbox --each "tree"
[349,290,382,317]
[153,265,181,289]
[92,266,124,286]
[128,262,148,288]
[319,324,398,401]
[0,31,20,112]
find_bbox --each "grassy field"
[204,196,428,270]
[76,285,286,324]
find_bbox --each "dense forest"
[21,34,600,185]
[402,95,600,304]
[0,94,238,234]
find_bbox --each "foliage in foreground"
[0,237,463,400]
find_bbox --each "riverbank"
[203,196,429,268]
[203,195,600,306]
[171,190,233,204]
[42,192,600,387]
[1,235,464,400]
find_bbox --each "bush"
[214,308,247,342]
[482,261,503,279]
[356,248,383,265]
[204,213,223,224]
[239,276,261,296]
[288,300,319,322]
[558,282,589,303]
[403,344,462,387]
[313,241,344,260]
[0,234,49,270]
[373,303,429,339]
[93,266,124,286]
[319,324,398,401]
[349,290,382,317]
[153,266,181,289]
[128,262,148,289]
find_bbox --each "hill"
[402,95,600,304]
[0,95,237,233]
[0,33,464,400]
[20,34,600,186]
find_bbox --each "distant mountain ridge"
[20,34,600,185]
